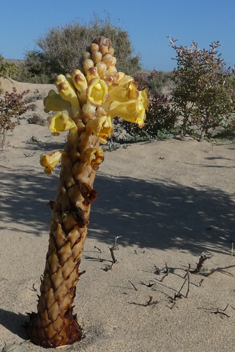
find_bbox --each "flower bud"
[108,47,115,56]
[83,59,94,75]
[71,69,82,78]
[93,37,111,48]
[95,62,107,78]
[102,54,113,68]
[83,51,91,60]
[72,70,88,95]
[90,43,99,53]
[100,45,109,56]
[106,65,118,75]
[111,57,117,66]
[91,51,102,65]
[55,74,66,87]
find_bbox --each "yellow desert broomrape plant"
[27,36,149,348]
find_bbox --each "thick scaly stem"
[27,37,149,348]
[27,126,100,347]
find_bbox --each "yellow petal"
[80,148,104,170]
[40,150,62,175]
[106,78,138,105]
[48,112,77,135]
[107,88,149,128]
[86,78,109,106]
[140,88,149,111]
[86,116,114,144]
[58,79,80,112]
[44,90,71,112]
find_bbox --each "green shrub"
[19,12,141,83]
[16,51,51,83]
[169,38,235,140]
[0,55,20,78]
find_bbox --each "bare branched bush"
[0,88,33,150]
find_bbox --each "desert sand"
[0,77,235,352]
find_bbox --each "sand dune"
[0,79,235,352]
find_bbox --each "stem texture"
[27,126,100,347]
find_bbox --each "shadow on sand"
[0,164,234,255]
[0,309,28,340]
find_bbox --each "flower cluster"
[118,70,177,138]
[41,37,149,174]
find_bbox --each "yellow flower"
[44,90,71,112]
[80,147,104,170]
[86,78,109,106]
[40,150,62,175]
[104,76,139,109]
[48,112,77,135]
[86,116,114,144]
[72,69,88,95]
[107,88,149,128]
[57,79,80,113]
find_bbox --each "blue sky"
[1,0,234,71]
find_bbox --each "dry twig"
[128,279,138,291]
[160,263,169,282]
[190,252,212,274]
[204,264,235,277]
[175,264,191,299]
[109,236,122,264]
[94,246,102,253]
[145,296,158,306]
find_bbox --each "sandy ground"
[0,78,235,352]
